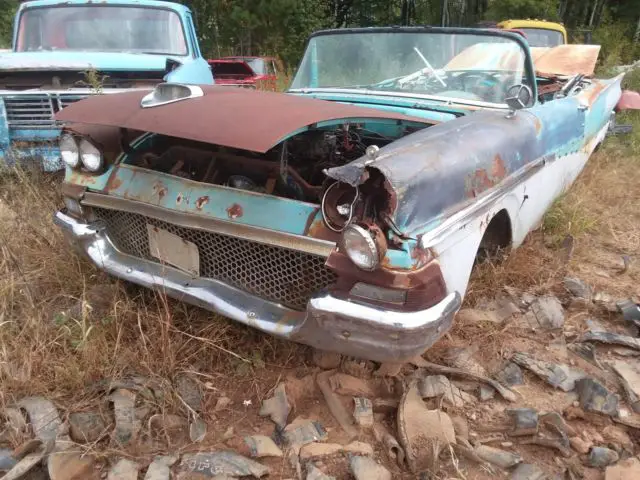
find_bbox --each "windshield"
[16,6,187,55]
[226,58,266,75]
[520,28,564,47]
[290,31,529,105]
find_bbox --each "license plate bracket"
[147,224,199,276]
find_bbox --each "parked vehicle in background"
[53,27,634,363]
[497,19,568,47]
[209,56,280,91]
[0,0,213,172]
[207,59,259,89]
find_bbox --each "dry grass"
[0,168,306,462]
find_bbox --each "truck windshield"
[16,6,188,55]
[519,28,564,47]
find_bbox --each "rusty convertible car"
[53,27,629,362]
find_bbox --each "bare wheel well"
[476,209,512,263]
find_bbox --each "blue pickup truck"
[0,0,214,171]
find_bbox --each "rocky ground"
[0,119,639,479]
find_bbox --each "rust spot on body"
[152,181,168,200]
[465,155,508,198]
[195,196,209,210]
[106,172,122,191]
[534,117,542,134]
[176,192,183,205]
[226,203,243,219]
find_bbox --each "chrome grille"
[3,93,90,129]
[92,208,337,311]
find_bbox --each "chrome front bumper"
[54,210,461,362]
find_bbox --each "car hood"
[56,86,433,153]
[0,51,181,72]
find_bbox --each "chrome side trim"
[420,154,550,248]
[81,192,337,257]
[288,87,508,110]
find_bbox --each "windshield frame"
[13,4,191,57]
[288,26,537,109]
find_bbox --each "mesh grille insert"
[92,207,337,311]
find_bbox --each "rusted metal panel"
[56,86,433,153]
[617,90,640,111]
[534,45,601,77]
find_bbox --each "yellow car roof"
[497,19,567,36]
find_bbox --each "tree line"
[0,0,638,67]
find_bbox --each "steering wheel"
[454,71,504,103]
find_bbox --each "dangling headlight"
[341,224,380,271]
[79,138,103,172]
[60,134,79,168]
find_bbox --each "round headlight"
[341,224,379,271]
[60,134,79,168]
[79,138,103,172]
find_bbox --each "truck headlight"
[79,138,103,172]
[60,134,79,168]
[341,224,380,271]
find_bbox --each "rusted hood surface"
[534,44,601,77]
[56,86,432,153]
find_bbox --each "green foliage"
[0,0,18,48]
[485,0,559,21]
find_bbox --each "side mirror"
[505,84,533,111]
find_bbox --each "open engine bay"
[127,123,425,203]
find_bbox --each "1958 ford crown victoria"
[52,27,630,362]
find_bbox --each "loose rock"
[312,350,342,370]
[564,277,592,300]
[17,397,63,442]
[107,458,139,480]
[299,442,373,460]
[175,374,203,412]
[189,416,207,443]
[0,449,17,472]
[510,463,547,480]
[259,383,290,430]
[512,352,586,391]
[522,296,565,329]
[349,456,391,480]
[605,457,640,480]
[397,383,456,473]
[328,373,375,397]
[443,346,488,376]
[69,412,106,443]
[474,445,522,469]
[317,371,358,439]
[353,397,373,428]
[479,385,496,401]
[144,455,179,480]
[588,446,619,467]
[48,450,98,480]
[581,330,640,351]
[418,374,476,407]
[306,464,336,480]
[610,360,640,413]
[450,415,469,441]
[109,388,141,445]
[372,422,405,467]
[575,378,619,416]
[180,452,269,478]
[495,362,524,386]
[244,435,283,458]
[507,408,538,436]
[283,417,328,449]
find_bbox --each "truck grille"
[3,94,89,130]
[92,208,337,311]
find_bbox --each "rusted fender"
[325,108,546,235]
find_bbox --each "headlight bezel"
[60,133,80,169]
[78,137,104,173]
[341,223,381,271]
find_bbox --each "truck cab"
[497,19,568,47]
[0,0,213,172]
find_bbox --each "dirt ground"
[0,127,639,479]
